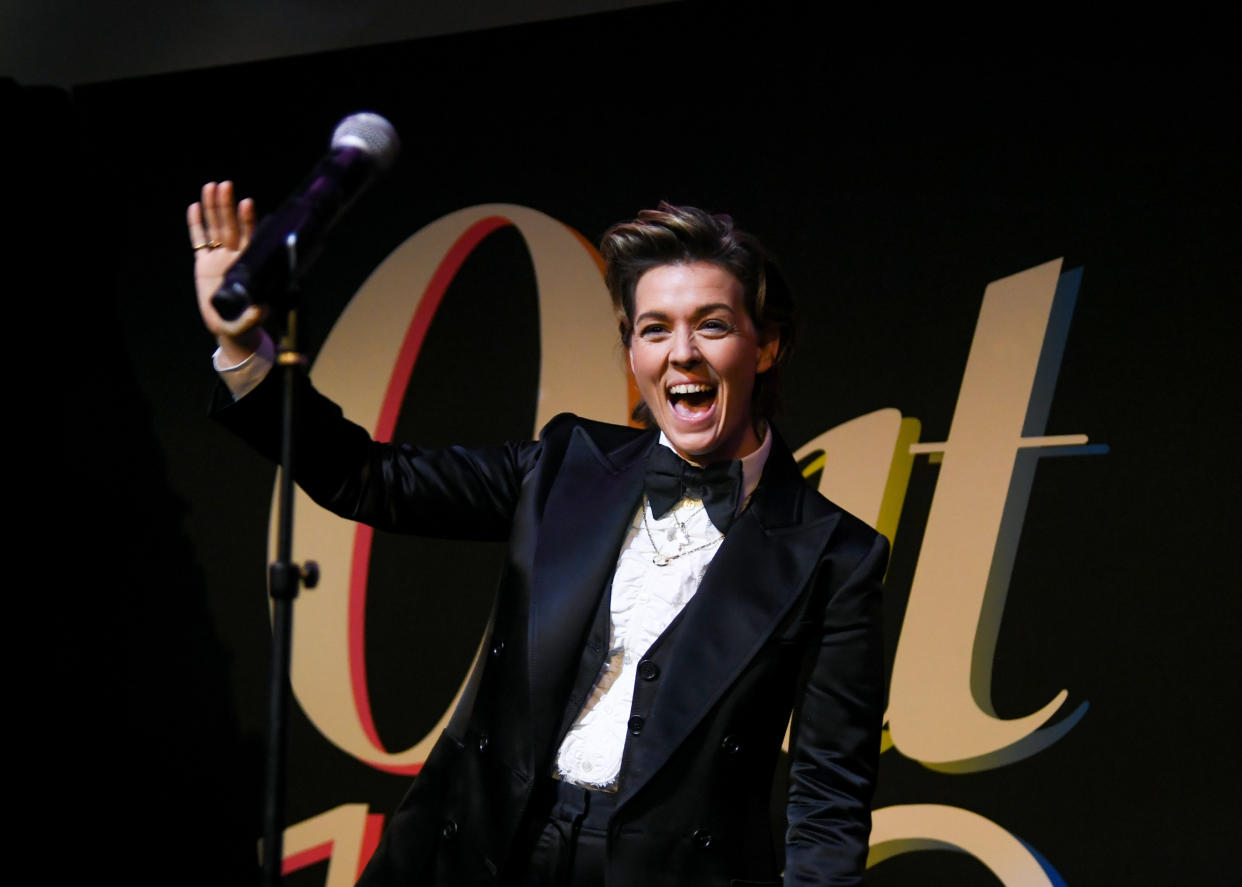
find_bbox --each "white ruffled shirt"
[554,431,770,790]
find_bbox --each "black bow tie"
[645,445,743,533]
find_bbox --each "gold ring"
[193,240,225,251]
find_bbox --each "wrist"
[216,328,263,366]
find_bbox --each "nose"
[670,328,701,366]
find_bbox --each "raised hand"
[187,181,265,362]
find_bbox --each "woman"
[191,182,887,886]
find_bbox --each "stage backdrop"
[49,5,1238,886]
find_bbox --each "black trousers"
[517,781,617,887]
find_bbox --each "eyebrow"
[633,303,738,325]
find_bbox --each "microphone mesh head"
[331,113,400,171]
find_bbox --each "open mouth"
[667,382,718,420]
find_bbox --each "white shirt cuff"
[212,329,276,400]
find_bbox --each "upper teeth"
[668,383,714,395]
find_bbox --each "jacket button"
[721,734,741,754]
[638,659,660,681]
[441,819,458,839]
[490,639,505,658]
[477,732,489,753]
[628,715,644,736]
[692,828,712,850]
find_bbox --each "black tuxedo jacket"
[215,375,887,887]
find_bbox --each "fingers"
[213,303,269,342]
[199,181,221,241]
[189,181,253,251]
[215,180,239,248]
[238,197,256,249]
[187,200,206,249]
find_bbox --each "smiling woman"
[196,188,885,887]
[601,202,797,433]
[627,262,779,465]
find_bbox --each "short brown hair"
[600,202,796,424]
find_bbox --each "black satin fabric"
[516,782,617,887]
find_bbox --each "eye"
[638,322,670,340]
[699,317,732,335]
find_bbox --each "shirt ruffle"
[555,498,722,789]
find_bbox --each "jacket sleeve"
[211,370,544,540]
[784,529,888,886]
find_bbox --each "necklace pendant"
[652,553,671,567]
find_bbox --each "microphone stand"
[262,234,319,887]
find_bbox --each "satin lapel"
[616,440,843,807]
[527,425,651,762]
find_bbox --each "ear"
[756,327,780,374]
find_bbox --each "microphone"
[211,112,400,320]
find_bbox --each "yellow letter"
[887,260,1094,771]
[794,408,920,547]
